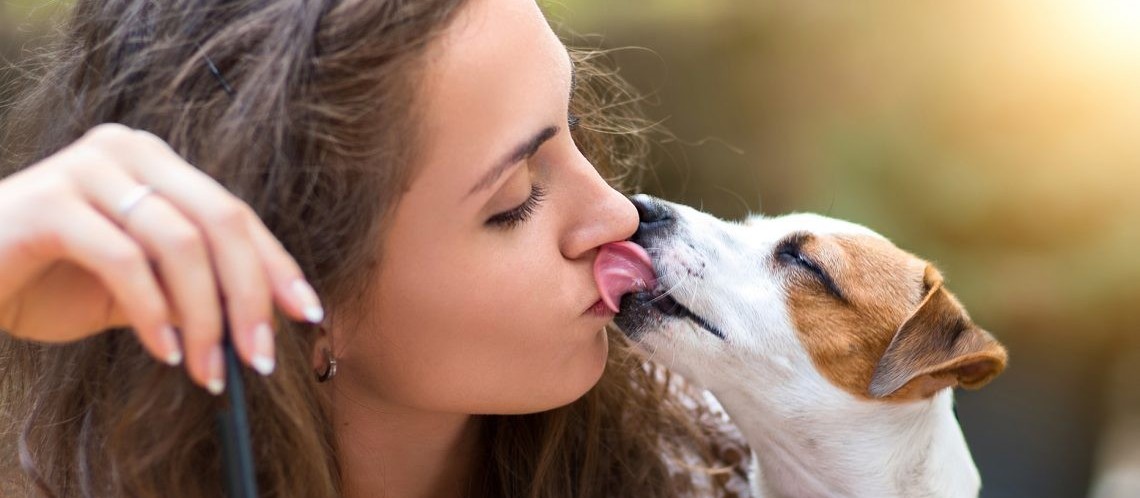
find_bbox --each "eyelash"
[484,113,578,229]
[486,183,547,229]
[775,240,848,302]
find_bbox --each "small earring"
[316,348,337,382]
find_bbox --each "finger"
[205,203,275,378]
[91,127,323,326]
[246,216,325,325]
[78,131,278,381]
[128,200,232,390]
[54,201,180,366]
[70,160,229,390]
[131,201,227,388]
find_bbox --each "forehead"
[411,0,570,196]
[769,213,928,311]
[745,212,886,242]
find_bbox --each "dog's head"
[614,195,1007,402]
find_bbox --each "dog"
[594,194,1008,498]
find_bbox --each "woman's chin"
[493,327,609,415]
[555,327,609,404]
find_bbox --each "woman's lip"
[586,299,615,317]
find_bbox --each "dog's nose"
[630,194,674,237]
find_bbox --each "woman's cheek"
[479,243,557,292]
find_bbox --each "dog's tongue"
[594,241,658,313]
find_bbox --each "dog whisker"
[646,270,692,306]
[643,336,660,367]
[640,247,681,258]
[630,324,661,369]
[667,328,679,371]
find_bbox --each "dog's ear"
[868,266,1008,399]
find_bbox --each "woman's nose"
[559,158,638,261]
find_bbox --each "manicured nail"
[205,344,225,395]
[250,322,276,376]
[292,279,325,323]
[159,324,182,366]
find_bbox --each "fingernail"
[206,344,225,395]
[250,322,276,376]
[159,325,183,366]
[292,279,325,323]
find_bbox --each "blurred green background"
[4,1,1140,497]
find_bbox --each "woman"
[0,0,750,496]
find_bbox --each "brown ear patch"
[784,235,1007,401]
[868,273,1008,399]
[784,235,928,399]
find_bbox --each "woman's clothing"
[662,373,755,497]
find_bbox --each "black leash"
[196,42,260,498]
[216,326,259,498]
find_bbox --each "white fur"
[626,196,982,498]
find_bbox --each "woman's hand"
[0,123,323,394]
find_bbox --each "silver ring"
[116,185,155,219]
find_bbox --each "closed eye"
[776,233,849,303]
[485,183,547,229]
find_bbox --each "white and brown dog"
[594,195,1008,498]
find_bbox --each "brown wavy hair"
[0,0,739,496]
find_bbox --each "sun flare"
[1065,0,1140,58]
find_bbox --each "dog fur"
[615,195,1008,498]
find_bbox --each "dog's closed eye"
[775,232,848,303]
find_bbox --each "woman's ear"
[312,327,331,374]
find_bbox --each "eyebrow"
[465,61,578,198]
[465,125,558,197]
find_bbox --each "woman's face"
[332,0,638,414]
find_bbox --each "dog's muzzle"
[613,195,726,341]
